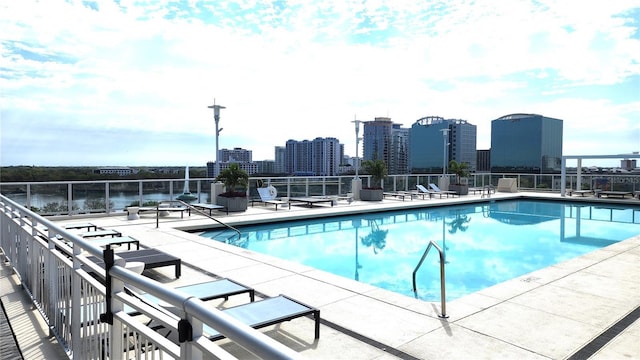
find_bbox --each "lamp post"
[440,128,450,190]
[351,118,363,200]
[352,119,363,178]
[208,101,226,177]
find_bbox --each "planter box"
[450,184,469,195]
[216,196,248,212]
[360,188,383,201]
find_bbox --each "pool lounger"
[88,235,140,250]
[251,198,290,211]
[203,294,320,341]
[88,248,182,278]
[139,294,319,344]
[138,206,188,218]
[289,197,334,207]
[383,192,413,201]
[139,278,255,304]
[190,203,228,215]
[123,279,256,317]
[596,191,633,199]
[64,222,98,231]
[81,229,123,238]
[567,189,594,197]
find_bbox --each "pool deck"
[3,191,640,359]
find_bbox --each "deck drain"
[520,276,540,282]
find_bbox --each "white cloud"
[1,0,638,165]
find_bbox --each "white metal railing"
[0,194,301,360]
[2,173,639,216]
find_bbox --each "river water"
[5,192,211,212]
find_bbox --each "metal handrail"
[173,200,242,242]
[412,240,448,318]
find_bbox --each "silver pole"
[441,128,450,177]
[208,101,226,177]
[352,119,362,178]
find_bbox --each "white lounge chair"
[426,183,457,198]
[252,186,290,210]
[416,184,432,198]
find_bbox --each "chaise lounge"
[139,289,320,344]
[288,197,334,207]
[204,294,320,341]
[383,191,413,201]
[596,190,633,199]
[88,248,182,278]
[252,186,290,210]
[136,278,255,305]
[428,183,458,198]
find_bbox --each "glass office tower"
[490,113,563,173]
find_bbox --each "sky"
[1,0,639,168]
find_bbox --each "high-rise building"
[285,139,312,175]
[312,137,341,176]
[219,147,252,162]
[255,160,275,174]
[491,113,563,173]
[476,149,491,172]
[274,146,286,174]
[363,117,409,175]
[390,125,409,175]
[409,116,477,173]
[207,147,257,177]
[207,161,258,177]
[284,137,343,176]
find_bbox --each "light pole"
[352,119,363,178]
[351,118,363,201]
[441,128,450,189]
[208,101,226,177]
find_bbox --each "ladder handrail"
[412,240,448,318]
[173,200,242,242]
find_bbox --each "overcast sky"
[1,0,639,167]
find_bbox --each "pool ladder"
[412,240,448,318]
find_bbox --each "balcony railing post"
[68,183,73,214]
[139,181,143,206]
[71,243,82,356]
[105,182,110,213]
[26,183,32,209]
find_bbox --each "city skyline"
[1,1,639,168]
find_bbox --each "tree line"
[0,166,208,182]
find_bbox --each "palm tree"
[361,159,387,189]
[216,163,249,196]
[448,160,470,185]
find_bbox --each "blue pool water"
[199,200,640,301]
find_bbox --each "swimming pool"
[199,200,640,301]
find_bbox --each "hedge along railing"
[0,194,301,360]
[2,173,640,216]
